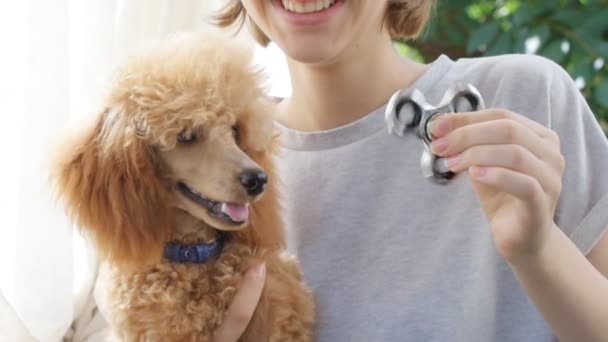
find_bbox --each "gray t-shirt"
[275,54,608,342]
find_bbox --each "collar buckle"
[164,233,226,264]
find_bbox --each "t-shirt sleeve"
[549,63,608,255]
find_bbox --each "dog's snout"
[239,169,267,196]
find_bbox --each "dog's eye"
[177,130,197,143]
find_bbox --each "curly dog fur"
[50,32,315,341]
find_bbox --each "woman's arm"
[510,225,608,342]
[431,101,608,341]
[589,232,608,276]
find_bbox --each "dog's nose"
[239,170,268,196]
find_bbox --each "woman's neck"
[277,33,428,132]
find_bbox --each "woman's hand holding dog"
[429,109,565,266]
[213,263,266,342]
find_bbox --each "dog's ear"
[239,97,275,153]
[242,140,286,249]
[50,106,171,268]
[233,98,286,248]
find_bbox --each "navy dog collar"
[164,233,226,264]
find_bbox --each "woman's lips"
[272,0,344,26]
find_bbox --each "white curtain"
[0,1,291,341]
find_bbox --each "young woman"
[213,0,608,341]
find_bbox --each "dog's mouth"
[177,182,249,225]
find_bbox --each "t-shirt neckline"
[275,54,455,151]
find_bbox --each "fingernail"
[255,263,266,278]
[430,138,448,155]
[430,116,451,137]
[446,154,462,170]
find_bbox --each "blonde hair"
[214,0,435,46]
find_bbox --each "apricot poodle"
[50,32,315,341]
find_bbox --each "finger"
[469,166,545,211]
[430,119,558,164]
[213,263,266,342]
[447,144,561,196]
[431,108,556,142]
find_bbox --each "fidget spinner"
[384,82,485,184]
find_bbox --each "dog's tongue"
[221,203,249,222]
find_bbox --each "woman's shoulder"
[452,53,572,89]
[441,53,584,129]
[447,53,580,115]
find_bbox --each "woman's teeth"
[281,0,336,13]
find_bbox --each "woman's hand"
[213,263,266,342]
[430,109,565,264]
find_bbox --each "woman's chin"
[279,38,344,65]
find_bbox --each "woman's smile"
[280,0,336,13]
[272,0,345,26]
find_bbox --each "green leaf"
[485,33,513,56]
[528,25,551,46]
[512,4,540,27]
[551,9,585,29]
[445,26,467,46]
[467,21,501,54]
[414,0,607,125]
[394,43,425,63]
[579,36,608,59]
[444,0,470,11]
[538,0,558,13]
[596,42,608,59]
[574,61,593,84]
[456,14,479,29]
[569,40,590,57]
[539,40,566,63]
[577,8,608,37]
[595,79,608,108]
[513,29,529,53]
